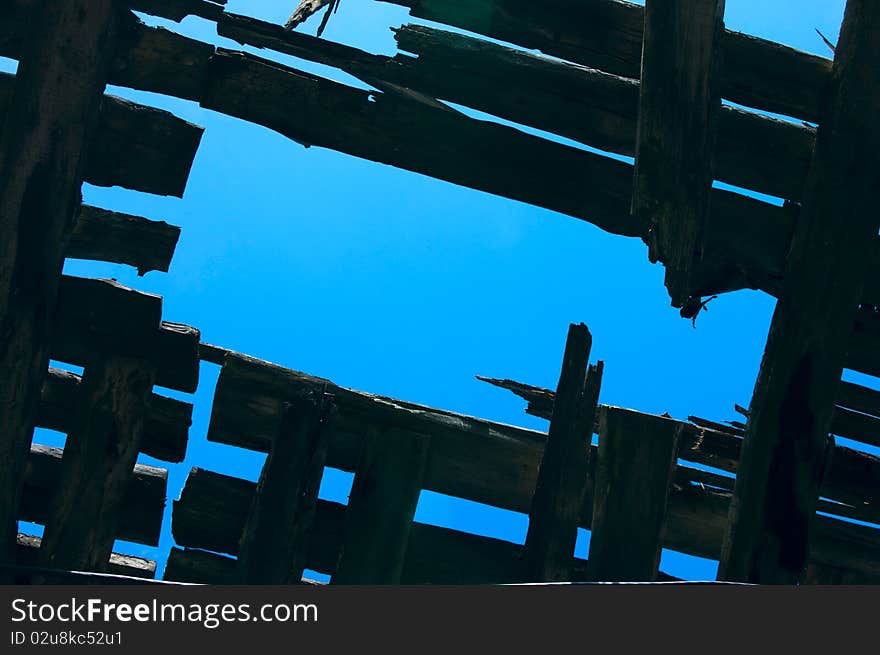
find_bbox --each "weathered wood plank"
[16,534,156,579]
[587,407,681,581]
[632,0,725,306]
[719,0,880,584]
[0,72,203,197]
[52,276,201,393]
[333,427,430,584]
[523,324,601,582]
[0,0,120,580]
[67,205,180,274]
[846,306,880,378]
[237,392,332,584]
[39,367,191,463]
[129,0,225,22]
[480,375,880,524]
[23,444,165,547]
[377,0,831,122]
[831,407,880,450]
[38,356,156,572]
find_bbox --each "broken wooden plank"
[39,355,157,572]
[587,407,681,581]
[523,324,601,582]
[632,0,725,306]
[236,391,332,584]
[220,14,813,203]
[0,72,203,197]
[51,276,201,393]
[377,0,831,122]
[22,444,165,547]
[39,367,191,463]
[16,534,156,580]
[67,205,181,275]
[0,0,121,579]
[719,0,880,584]
[333,427,430,584]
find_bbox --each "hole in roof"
[659,549,719,582]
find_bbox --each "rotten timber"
[377,0,832,122]
[40,367,191,463]
[0,0,120,579]
[23,444,165,547]
[632,0,725,306]
[236,392,332,584]
[206,353,880,580]
[587,407,681,581]
[719,0,880,585]
[52,276,200,393]
[68,206,181,275]
[523,324,601,582]
[333,427,430,584]
[0,72,203,197]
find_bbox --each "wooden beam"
[51,276,201,394]
[719,0,880,584]
[67,205,181,275]
[22,444,165,547]
[632,0,725,306]
[377,0,831,123]
[39,367,191,463]
[587,407,681,581]
[837,381,880,419]
[38,355,156,572]
[333,427,430,584]
[236,392,332,584]
[523,324,601,581]
[128,0,225,22]
[0,0,120,579]
[172,465,880,584]
[0,72,203,197]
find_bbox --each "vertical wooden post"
[632,0,726,307]
[38,355,156,572]
[718,0,880,584]
[0,0,119,572]
[523,323,602,582]
[332,426,430,584]
[236,391,333,584]
[587,407,681,582]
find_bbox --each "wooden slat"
[51,276,201,393]
[236,392,332,584]
[16,534,156,580]
[523,324,601,582]
[67,205,181,275]
[39,367,191,463]
[38,355,156,572]
[831,407,880,449]
[0,0,120,579]
[587,407,681,581]
[377,0,831,122]
[205,354,880,579]
[632,0,725,306]
[846,306,880,378]
[333,427,430,584]
[837,381,880,419]
[0,73,203,197]
[719,0,880,584]
[22,444,165,547]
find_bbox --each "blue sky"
[10,0,862,581]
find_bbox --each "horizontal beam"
[68,205,180,274]
[52,276,200,393]
[39,367,191,463]
[0,71,202,197]
[206,353,880,579]
[16,534,156,579]
[377,0,832,122]
[22,444,165,546]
